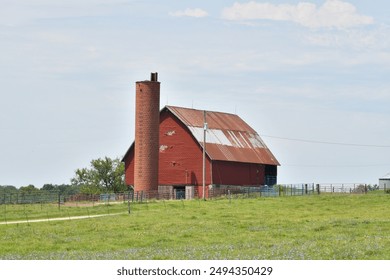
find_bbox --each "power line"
[284,163,390,168]
[261,135,390,148]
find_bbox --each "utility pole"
[202,110,207,200]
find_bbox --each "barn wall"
[124,147,135,186]
[212,161,265,186]
[158,109,212,186]
[379,179,390,190]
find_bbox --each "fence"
[212,183,370,198]
[126,183,373,202]
[0,183,375,206]
[316,183,370,194]
[0,191,130,206]
[0,191,61,205]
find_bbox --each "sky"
[1,0,389,188]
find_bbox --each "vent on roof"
[151,72,158,82]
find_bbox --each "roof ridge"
[165,105,239,116]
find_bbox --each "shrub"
[351,184,367,194]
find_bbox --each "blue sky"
[1,0,389,187]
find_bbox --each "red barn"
[123,105,279,199]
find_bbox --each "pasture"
[0,192,389,259]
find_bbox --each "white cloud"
[221,0,374,29]
[170,8,208,18]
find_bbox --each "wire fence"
[123,183,376,202]
[211,183,373,198]
[0,191,129,206]
[0,191,60,205]
[0,183,378,207]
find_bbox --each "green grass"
[0,193,389,260]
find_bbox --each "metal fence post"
[128,190,132,214]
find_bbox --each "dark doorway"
[174,186,185,200]
[265,165,277,185]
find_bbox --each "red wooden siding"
[158,109,212,186]
[124,145,135,186]
[212,161,265,186]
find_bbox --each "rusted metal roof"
[166,106,280,166]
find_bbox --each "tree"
[19,184,38,193]
[41,184,81,195]
[71,157,126,194]
[0,185,17,192]
[41,184,55,192]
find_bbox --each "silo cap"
[151,72,158,82]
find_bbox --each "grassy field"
[0,193,389,260]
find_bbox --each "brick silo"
[134,73,160,193]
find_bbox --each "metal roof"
[379,172,390,179]
[166,106,280,166]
